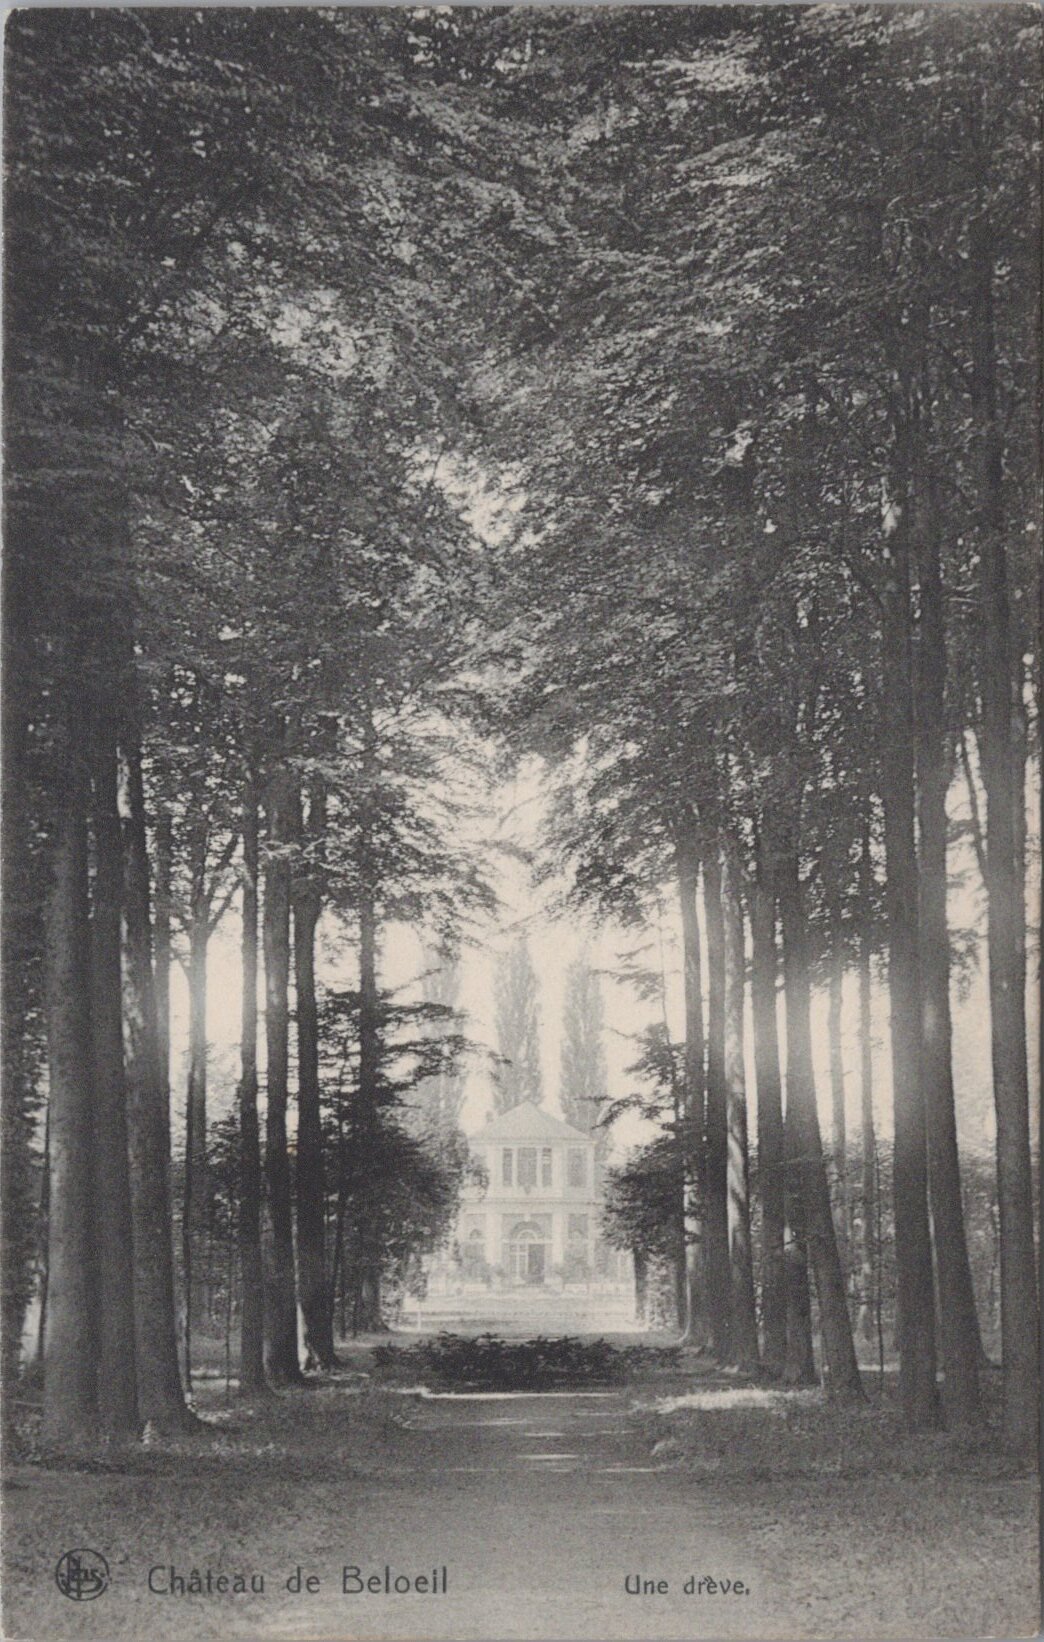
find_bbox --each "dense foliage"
[3,6,1038,1457]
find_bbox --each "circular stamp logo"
[55,1548,110,1601]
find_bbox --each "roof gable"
[469,1100,592,1145]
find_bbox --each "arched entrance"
[507,1220,548,1285]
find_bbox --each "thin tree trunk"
[153,811,173,1173]
[353,717,388,1339]
[262,759,302,1384]
[751,834,786,1375]
[224,1231,235,1400]
[88,674,138,1435]
[879,507,940,1430]
[702,848,731,1361]
[675,823,708,1347]
[633,1248,649,1324]
[237,775,266,1395]
[41,672,98,1448]
[825,877,850,1282]
[35,1113,49,1372]
[182,875,208,1391]
[354,860,386,1338]
[857,816,877,1346]
[184,815,210,1374]
[915,499,983,1424]
[294,776,334,1369]
[723,847,758,1367]
[971,229,1039,1450]
[779,847,863,1401]
[120,717,193,1431]
[354,1263,385,1334]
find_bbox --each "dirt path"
[6,1383,1037,1641]
[3,1389,774,1642]
[270,1389,771,1641]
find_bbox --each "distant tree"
[559,956,607,1155]
[415,947,467,1134]
[492,939,542,1113]
[320,986,475,1335]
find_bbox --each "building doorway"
[508,1223,548,1285]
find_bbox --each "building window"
[567,1148,586,1188]
[541,1148,553,1187]
[518,1147,537,1188]
[568,1214,589,1242]
[503,1149,513,1186]
[463,1228,485,1278]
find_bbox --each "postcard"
[2,5,1040,1639]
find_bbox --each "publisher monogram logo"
[55,1549,110,1601]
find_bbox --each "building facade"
[451,1101,603,1287]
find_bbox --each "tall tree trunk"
[35,1111,50,1371]
[915,501,983,1424]
[120,717,193,1431]
[723,847,759,1367]
[675,823,708,1347]
[751,834,786,1376]
[294,777,334,1369]
[88,672,138,1435]
[825,877,850,1282]
[778,847,863,1401]
[879,507,940,1429]
[153,811,172,1173]
[857,816,877,1345]
[262,759,302,1384]
[182,836,209,1387]
[237,776,266,1395]
[41,671,98,1448]
[970,223,1038,1451]
[354,860,385,1337]
[1,654,44,1441]
[782,1138,816,1387]
[701,849,731,1361]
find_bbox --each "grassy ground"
[632,1374,1040,1640]
[3,1340,1039,1641]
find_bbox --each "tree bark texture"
[751,838,786,1375]
[915,501,983,1424]
[121,720,193,1431]
[88,675,138,1434]
[879,512,940,1429]
[857,819,878,1346]
[237,777,266,1394]
[294,776,334,1368]
[701,849,731,1361]
[183,813,210,1365]
[970,223,1039,1452]
[675,824,708,1348]
[782,1112,817,1388]
[723,848,759,1367]
[779,848,864,1401]
[353,865,384,1336]
[262,760,302,1383]
[153,811,173,1174]
[0,666,41,1442]
[42,673,98,1448]
[825,878,850,1281]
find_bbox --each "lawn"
[2,1350,1038,1642]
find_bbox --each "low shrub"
[371,1332,682,1389]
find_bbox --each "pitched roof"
[469,1099,592,1145]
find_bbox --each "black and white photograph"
[1,4,1040,1639]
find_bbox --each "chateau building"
[452,1101,602,1286]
